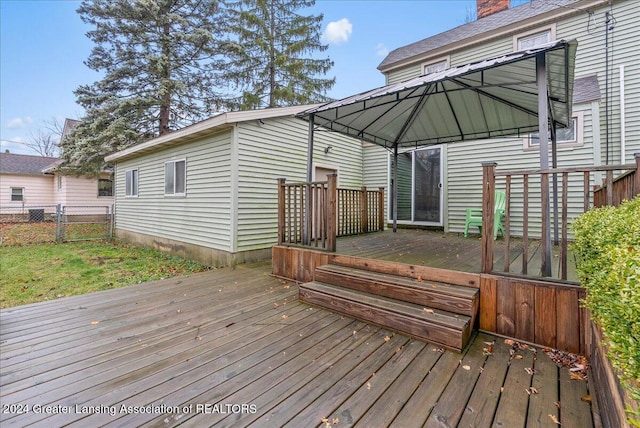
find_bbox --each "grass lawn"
[0,241,208,309]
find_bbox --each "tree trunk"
[159,21,171,135]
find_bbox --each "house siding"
[379,0,640,236]
[114,130,233,252]
[235,117,364,252]
[0,174,54,207]
[54,175,114,207]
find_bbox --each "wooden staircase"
[299,261,479,352]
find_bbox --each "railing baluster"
[504,176,511,273]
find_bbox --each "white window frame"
[57,175,62,191]
[125,169,138,197]
[513,24,556,51]
[10,187,24,202]
[524,112,583,150]
[164,159,186,196]
[421,56,450,76]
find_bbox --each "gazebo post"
[537,52,552,277]
[393,145,398,232]
[304,114,315,245]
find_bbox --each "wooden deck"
[0,262,596,427]
[335,228,579,282]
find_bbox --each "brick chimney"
[477,0,510,19]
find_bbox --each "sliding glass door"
[389,146,443,226]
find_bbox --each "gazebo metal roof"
[299,39,577,150]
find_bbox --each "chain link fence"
[0,204,113,246]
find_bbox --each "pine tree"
[227,0,334,109]
[63,0,230,173]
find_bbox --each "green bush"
[573,196,640,423]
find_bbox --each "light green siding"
[447,103,599,238]
[234,116,364,252]
[380,0,640,236]
[114,131,234,251]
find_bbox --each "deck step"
[299,281,472,351]
[315,264,479,318]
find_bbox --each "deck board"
[0,262,594,427]
[336,229,578,281]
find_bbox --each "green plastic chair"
[463,190,506,240]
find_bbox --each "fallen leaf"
[548,414,561,425]
[366,381,371,390]
[384,336,391,342]
[526,387,539,395]
[504,339,516,346]
[514,354,524,360]
[581,394,592,403]
[423,308,434,314]
[281,314,288,319]
[569,371,586,381]
[525,367,535,375]
[90,320,100,325]
[462,365,471,370]
[333,417,340,424]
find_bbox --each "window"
[98,177,113,197]
[422,58,448,75]
[125,169,138,197]
[515,27,554,51]
[526,115,581,149]
[10,187,24,202]
[57,175,62,190]
[164,160,186,196]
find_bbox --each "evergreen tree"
[63,0,230,173]
[227,0,334,109]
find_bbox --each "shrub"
[573,196,640,423]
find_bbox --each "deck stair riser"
[299,262,480,352]
[299,282,470,351]
[314,264,478,318]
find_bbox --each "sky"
[0,0,478,156]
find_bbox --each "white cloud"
[6,117,33,129]
[321,18,353,45]
[376,43,389,57]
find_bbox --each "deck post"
[277,178,286,245]
[361,186,368,233]
[327,174,337,252]
[481,162,497,274]
[378,187,385,231]
[635,153,640,197]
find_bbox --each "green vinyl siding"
[447,103,597,238]
[363,143,389,219]
[235,117,364,252]
[115,131,233,251]
[382,0,640,237]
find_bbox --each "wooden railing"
[593,165,638,207]
[337,187,385,237]
[481,153,639,279]
[277,175,384,252]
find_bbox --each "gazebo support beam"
[537,53,552,277]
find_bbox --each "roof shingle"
[378,0,583,71]
[0,153,60,175]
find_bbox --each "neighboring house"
[104,105,365,267]
[361,0,639,237]
[0,152,114,211]
[0,153,60,208]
